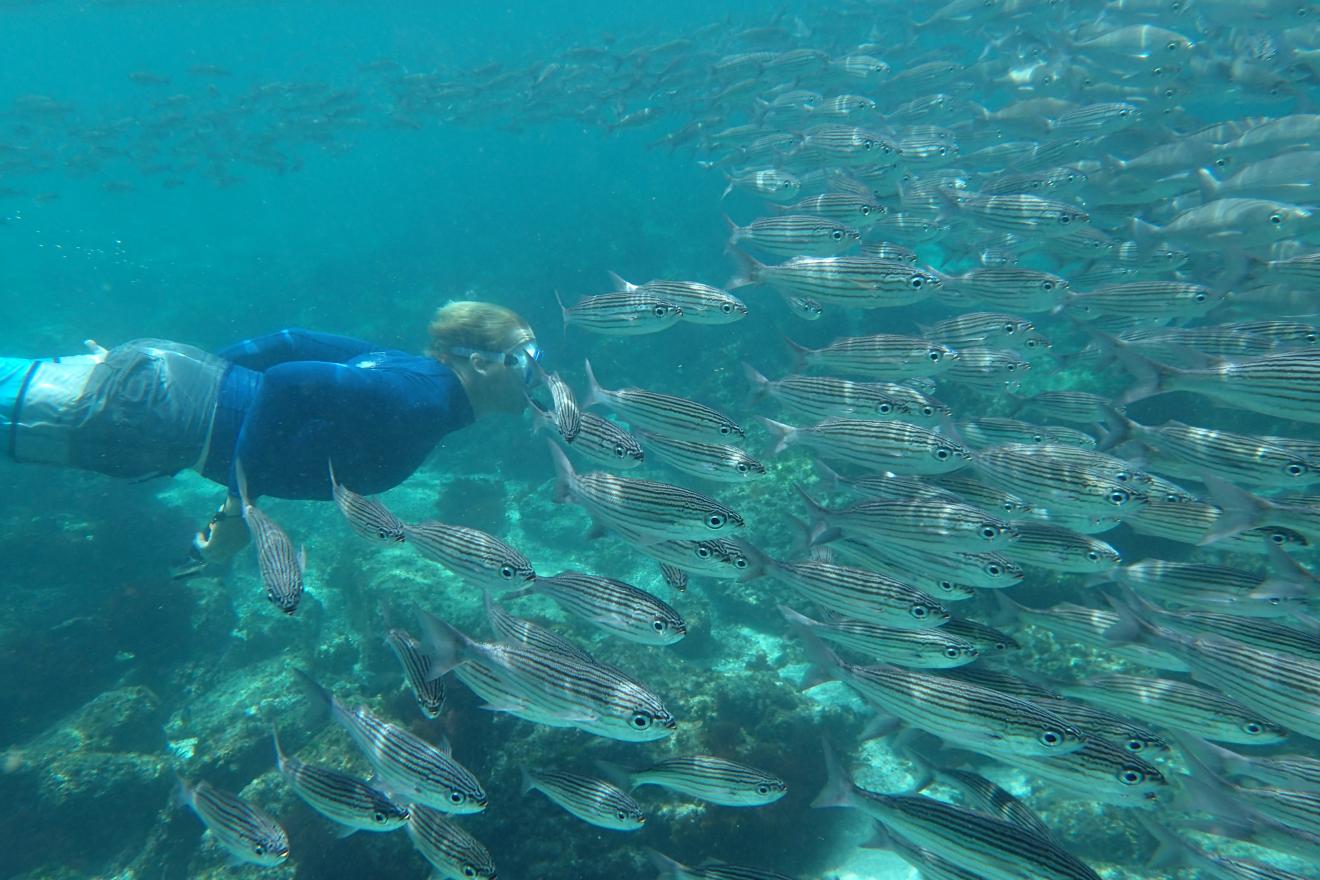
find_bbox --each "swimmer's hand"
[171,496,249,579]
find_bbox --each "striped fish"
[760,416,970,474]
[1051,101,1140,137]
[942,617,1020,655]
[816,651,1086,759]
[823,538,979,601]
[1058,674,1288,745]
[659,562,688,592]
[584,359,744,442]
[721,167,801,201]
[521,570,686,645]
[1110,559,1311,618]
[981,165,1088,197]
[521,767,645,830]
[384,628,446,719]
[785,294,823,320]
[637,431,766,483]
[754,551,949,628]
[547,441,744,542]
[815,749,1103,880]
[778,192,883,227]
[329,460,406,543]
[859,240,918,263]
[236,459,305,615]
[797,485,1018,552]
[971,444,1149,523]
[543,371,581,442]
[830,534,1022,591]
[1106,417,1320,489]
[865,821,1002,880]
[1122,349,1320,425]
[1009,390,1116,424]
[922,766,1056,842]
[1117,325,1287,360]
[484,593,595,664]
[650,852,796,880]
[960,418,1096,450]
[1004,521,1121,573]
[995,595,1187,672]
[419,610,677,742]
[556,290,682,336]
[604,755,786,807]
[1125,496,1309,554]
[1178,737,1320,792]
[406,804,496,880]
[780,605,978,668]
[743,365,916,422]
[403,519,536,593]
[1223,319,1320,348]
[177,778,290,867]
[272,729,409,833]
[801,124,900,162]
[1156,610,1320,662]
[1030,695,1169,755]
[941,190,1089,235]
[946,266,1071,313]
[786,333,957,379]
[727,214,861,257]
[632,537,756,580]
[294,671,487,813]
[920,312,1048,354]
[998,736,1171,807]
[731,254,939,310]
[1068,280,1220,319]
[537,405,645,470]
[1113,604,1320,739]
[942,347,1032,392]
[608,273,747,325]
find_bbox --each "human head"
[427,301,540,417]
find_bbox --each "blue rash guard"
[199,328,474,501]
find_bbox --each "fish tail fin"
[785,514,814,555]
[174,776,194,810]
[416,609,475,678]
[519,766,536,796]
[234,457,253,510]
[1096,410,1139,452]
[742,361,771,405]
[787,619,843,689]
[582,358,607,408]
[1130,216,1163,256]
[292,668,335,724]
[758,416,796,455]
[647,849,687,879]
[812,460,842,493]
[1198,473,1272,545]
[783,335,811,371]
[987,589,1028,627]
[812,740,857,810]
[1085,327,1180,405]
[593,759,634,790]
[1195,167,1222,204]
[271,726,289,772]
[327,458,339,493]
[546,439,577,504]
[554,290,570,335]
[720,173,734,201]
[606,270,637,294]
[726,248,764,290]
[1134,814,1199,872]
[722,214,743,251]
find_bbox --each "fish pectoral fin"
[333,825,359,839]
[478,697,532,714]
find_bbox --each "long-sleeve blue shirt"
[200,328,474,500]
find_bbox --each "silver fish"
[520,570,686,645]
[608,272,748,325]
[781,605,978,668]
[403,519,536,592]
[543,371,581,442]
[603,755,786,807]
[637,431,766,483]
[557,290,682,335]
[272,729,408,834]
[521,767,645,831]
[329,459,406,543]
[406,804,496,880]
[177,778,289,867]
[385,628,446,719]
[761,416,970,475]
[584,359,744,442]
[236,459,305,615]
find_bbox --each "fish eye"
[652,619,667,632]
[1004,323,1016,333]
[615,809,628,820]
[1166,41,1178,50]
[1194,292,1206,302]
[980,525,999,539]
[733,556,749,569]
[373,810,388,823]
[706,513,727,528]
[1286,463,1307,477]
[1026,339,1038,348]
[878,402,892,414]
[922,406,934,416]
[911,605,929,619]
[1059,214,1072,224]
[1108,489,1130,505]
[500,565,516,579]
[935,447,950,460]
[721,302,733,313]
[860,205,872,215]
[1270,213,1283,225]
[463,868,477,878]
[1126,739,1145,752]
[939,580,955,592]
[450,791,466,804]
[986,563,1002,576]
[1270,531,1287,544]
[736,462,749,473]
[1243,721,1264,735]
[1120,768,1144,785]
[630,712,653,729]
[254,844,266,856]
[756,784,771,795]
[696,545,712,558]
[944,646,961,658]
[1087,550,1100,561]
[613,444,626,457]
[912,277,925,289]
[720,425,731,435]
[1307,333,1318,344]
[1040,730,1063,746]
[831,229,843,240]
[928,350,942,361]
[863,139,874,149]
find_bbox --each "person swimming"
[0,300,542,574]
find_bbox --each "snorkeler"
[0,301,542,575]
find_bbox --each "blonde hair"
[427,301,534,362]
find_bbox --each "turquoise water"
[3,2,1320,879]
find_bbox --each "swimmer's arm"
[217,328,380,371]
